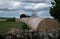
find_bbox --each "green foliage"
[20,22,30,30]
[50,0,60,22]
[20,14,31,18]
[20,14,26,18]
[0,21,30,35]
[7,17,16,22]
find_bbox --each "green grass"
[0,21,24,35]
[0,19,7,21]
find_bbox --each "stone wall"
[4,28,58,39]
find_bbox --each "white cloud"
[19,11,26,14]
[24,5,33,9]
[9,1,21,9]
[0,0,21,9]
[0,0,51,10]
[37,11,46,15]
[0,0,53,18]
[36,10,53,18]
[19,2,51,11]
[33,3,51,9]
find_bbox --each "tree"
[50,0,60,22]
[20,14,31,18]
[20,14,26,18]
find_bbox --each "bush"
[7,17,16,22]
[20,22,30,30]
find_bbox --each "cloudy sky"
[0,0,53,18]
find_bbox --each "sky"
[0,0,53,18]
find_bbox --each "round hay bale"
[37,18,59,32]
[20,17,59,32]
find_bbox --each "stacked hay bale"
[19,17,59,32]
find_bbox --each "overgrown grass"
[0,21,27,35]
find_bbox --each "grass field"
[0,21,23,35]
[0,19,7,21]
